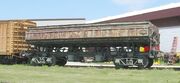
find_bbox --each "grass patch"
[174,62,180,66]
[0,65,179,83]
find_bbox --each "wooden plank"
[0,21,36,55]
[0,22,8,55]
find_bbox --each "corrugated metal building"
[87,3,180,52]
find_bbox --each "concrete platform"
[66,62,114,68]
[65,62,180,69]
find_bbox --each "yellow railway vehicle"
[0,20,36,64]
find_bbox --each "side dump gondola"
[25,22,160,68]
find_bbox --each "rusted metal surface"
[26,22,157,41]
[0,21,36,55]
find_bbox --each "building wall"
[159,26,180,52]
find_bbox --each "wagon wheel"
[146,58,153,68]
[137,55,150,68]
[56,57,67,66]
[30,57,39,66]
[47,55,56,66]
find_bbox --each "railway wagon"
[25,22,160,68]
[0,20,36,64]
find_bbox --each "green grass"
[0,65,179,83]
[174,61,180,66]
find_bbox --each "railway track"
[65,62,180,70]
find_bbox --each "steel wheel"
[56,57,67,66]
[146,58,153,68]
[30,57,39,66]
[137,55,150,68]
[47,55,56,66]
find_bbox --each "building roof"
[87,2,180,24]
